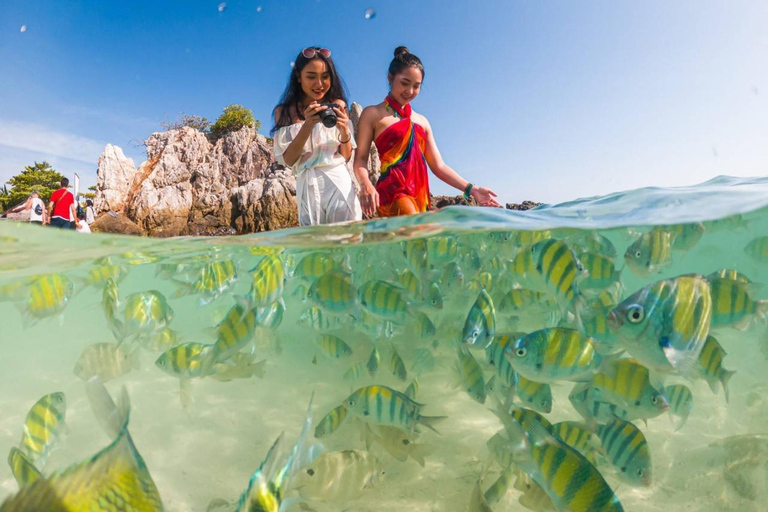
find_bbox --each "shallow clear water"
[0,176,767,512]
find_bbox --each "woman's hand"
[471,186,501,207]
[333,106,351,142]
[359,181,380,218]
[302,102,326,128]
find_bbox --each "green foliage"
[209,104,260,141]
[161,114,211,133]
[1,161,65,211]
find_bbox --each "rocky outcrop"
[90,213,144,236]
[95,144,136,214]
[349,103,380,186]
[430,195,542,211]
[95,126,297,237]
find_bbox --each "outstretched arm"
[423,118,501,208]
[353,107,380,217]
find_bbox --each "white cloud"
[0,119,106,164]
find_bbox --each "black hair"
[61,177,69,187]
[86,199,93,206]
[388,46,425,83]
[271,47,349,134]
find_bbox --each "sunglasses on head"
[302,47,331,59]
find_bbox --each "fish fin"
[662,344,699,377]
[252,359,267,379]
[86,377,130,439]
[417,415,447,435]
[202,326,219,339]
[721,370,736,403]
[409,443,436,467]
[180,379,193,409]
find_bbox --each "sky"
[1,0,767,204]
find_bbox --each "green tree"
[83,185,97,200]
[2,161,65,211]
[209,104,260,141]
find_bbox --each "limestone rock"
[349,102,380,186]
[90,213,144,236]
[95,144,137,214]
[231,163,298,233]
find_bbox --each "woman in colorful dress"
[273,47,362,226]
[354,46,500,218]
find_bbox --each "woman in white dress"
[272,47,362,226]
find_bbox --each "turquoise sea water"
[0,175,767,511]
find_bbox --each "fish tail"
[756,300,768,320]
[721,369,736,403]
[85,378,130,440]
[417,415,448,435]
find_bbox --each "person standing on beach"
[46,178,77,229]
[85,199,96,225]
[354,46,501,218]
[272,47,362,226]
[6,191,47,225]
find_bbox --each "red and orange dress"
[374,96,431,217]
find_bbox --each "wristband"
[338,134,351,144]
[463,183,474,200]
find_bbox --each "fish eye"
[636,468,645,477]
[307,469,315,476]
[635,251,641,258]
[620,466,627,473]
[650,396,658,405]
[516,348,527,357]
[627,305,644,323]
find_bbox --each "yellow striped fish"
[426,235,459,266]
[462,290,496,348]
[212,304,259,363]
[609,275,712,374]
[456,347,487,403]
[579,252,621,291]
[344,385,444,433]
[102,277,120,334]
[515,376,553,414]
[413,311,437,339]
[707,275,768,330]
[389,345,407,381]
[405,378,419,400]
[143,328,183,353]
[531,239,585,312]
[440,261,465,292]
[155,342,215,379]
[486,333,523,389]
[494,406,624,512]
[173,260,237,305]
[706,268,756,287]
[595,419,652,487]
[19,392,67,467]
[483,466,514,505]
[571,359,669,423]
[395,268,422,298]
[696,335,735,402]
[120,290,174,340]
[308,269,357,313]
[744,235,768,262]
[515,230,552,247]
[239,255,285,310]
[624,227,674,277]
[1,382,163,512]
[293,252,338,280]
[508,404,554,433]
[665,384,693,431]
[359,280,410,324]
[7,448,41,488]
[314,404,349,439]
[297,306,337,332]
[551,421,600,465]
[507,328,605,383]
[80,265,129,289]
[661,222,705,251]
[498,288,552,313]
[403,239,429,275]
[366,346,380,377]
[567,231,617,259]
[23,274,74,324]
[316,334,353,359]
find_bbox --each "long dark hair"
[388,46,425,83]
[271,47,349,134]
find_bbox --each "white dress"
[274,122,362,226]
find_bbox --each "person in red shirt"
[46,178,77,229]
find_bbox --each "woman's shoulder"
[411,111,431,131]
[360,102,387,121]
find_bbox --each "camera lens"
[319,108,337,128]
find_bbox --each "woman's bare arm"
[275,104,323,167]
[353,107,380,217]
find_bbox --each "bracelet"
[463,183,474,200]
[338,134,351,144]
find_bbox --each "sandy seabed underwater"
[0,176,767,512]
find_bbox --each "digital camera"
[318,103,339,128]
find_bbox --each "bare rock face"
[430,195,543,211]
[96,126,298,237]
[349,102,381,186]
[90,213,143,236]
[95,144,137,214]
